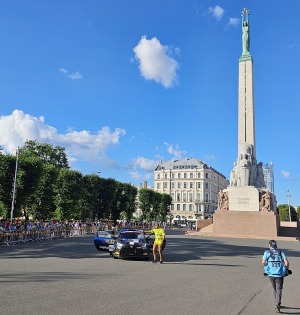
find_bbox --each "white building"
[154,158,229,224]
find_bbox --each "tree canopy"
[0,141,167,223]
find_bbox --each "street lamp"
[287,190,291,222]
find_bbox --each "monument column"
[213,8,279,238]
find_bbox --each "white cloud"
[59,67,82,80]
[59,68,68,74]
[287,43,300,49]
[0,110,126,165]
[133,36,179,88]
[128,156,157,181]
[130,171,141,180]
[132,156,157,171]
[281,170,290,178]
[68,71,82,80]
[164,142,187,159]
[208,5,225,21]
[228,17,239,26]
[204,154,216,161]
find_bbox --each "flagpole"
[10,147,19,223]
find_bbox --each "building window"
[183,193,187,202]
[197,182,201,189]
[190,182,193,189]
[205,193,209,202]
[190,173,193,178]
[157,174,160,179]
[205,182,209,189]
[184,182,187,188]
[172,173,175,179]
[189,193,193,202]
[171,182,175,188]
[177,204,180,211]
[189,204,193,211]
[163,182,167,189]
[177,182,181,188]
[171,193,175,201]
[164,173,168,179]
[177,193,180,202]
[157,183,160,189]
[183,204,186,211]
[178,173,181,179]
[198,172,201,178]
[184,173,187,178]
[171,204,174,210]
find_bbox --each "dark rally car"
[108,229,152,260]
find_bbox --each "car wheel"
[95,245,103,251]
[113,253,118,259]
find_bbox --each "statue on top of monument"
[229,142,266,188]
[242,8,250,55]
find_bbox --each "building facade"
[263,162,274,193]
[154,158,229,224]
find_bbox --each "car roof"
[97,231,113,236]
[120,228,143,233]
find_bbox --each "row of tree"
[0,141,171,223]
[277,204,299,222]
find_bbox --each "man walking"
[262,240,290,313]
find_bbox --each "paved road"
[0,230,299,315]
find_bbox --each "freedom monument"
[213,8,279,237]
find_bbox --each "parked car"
[108,229,152,260]
[94,230,116,251]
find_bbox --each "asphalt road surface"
[1,229,299,315]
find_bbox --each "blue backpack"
[264,249,288,277]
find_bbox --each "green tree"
[16,156,44,219]
[138,188,153,221]
[278,204,297,221]
[99,178,117,220]
[19,140,69,168]
[0,154,16,217]
[81,174,103,220]
[152,192,162,221]
[53,169,83,220]
[159,194,172,220]
[31,164,58,220]
[121,183,137,221]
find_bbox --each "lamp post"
[287,190,291,222]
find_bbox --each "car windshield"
[97,231,111,238]
[119,232,144,240]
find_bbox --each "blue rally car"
[94,230,116,251]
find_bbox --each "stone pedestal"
[214,187,279,238]
[213,210,279,237]
[227,187,260,211]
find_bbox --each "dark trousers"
[269,277,284,306]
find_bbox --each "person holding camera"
[262,240,290,313]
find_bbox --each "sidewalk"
[187,223,300,242]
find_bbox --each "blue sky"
[0,1,300,206]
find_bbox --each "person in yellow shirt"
[150,223,165,264]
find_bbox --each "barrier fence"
[0,223,178,246]
[0,226,98,246]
